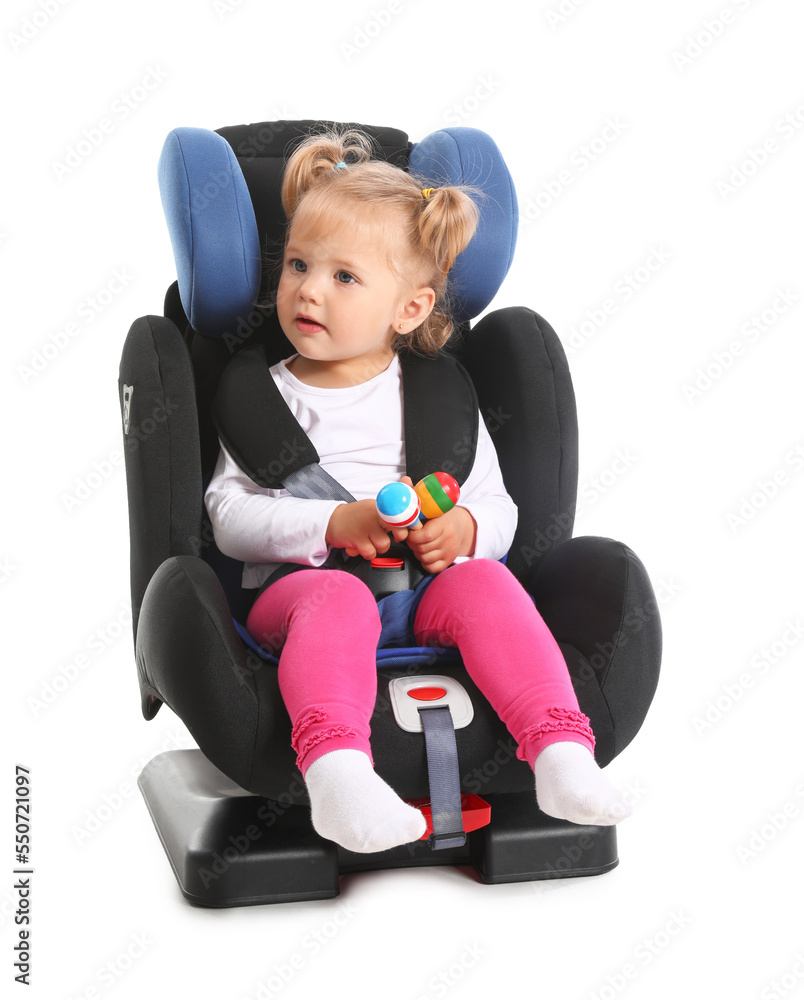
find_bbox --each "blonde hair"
[280,128,479,354]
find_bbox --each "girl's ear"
[397,287,435,334]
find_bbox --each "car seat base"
[138,750,618,907]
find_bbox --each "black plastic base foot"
[138,751,618,907]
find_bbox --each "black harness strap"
[399,351,479,486]
[212,346,318,490]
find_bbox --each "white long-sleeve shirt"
[204,354,518,589]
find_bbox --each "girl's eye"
[336,271,356,284]
[289,259,306,273]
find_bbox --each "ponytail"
[418,186,479,282]
[405,186,479,353]
[281,129,372,218]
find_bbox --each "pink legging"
[246,559,595,777]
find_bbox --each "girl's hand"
[326,500,401,559]
[405,505,477,574]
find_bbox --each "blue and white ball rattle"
[375,481,422,528]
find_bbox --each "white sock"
[304,749,427,853]
[534,742,633,826]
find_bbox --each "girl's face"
[277,203,428,386]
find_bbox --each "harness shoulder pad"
[212,346,318,489]
[400,352,478,486]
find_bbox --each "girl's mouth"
[295,314,326,333]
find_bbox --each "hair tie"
[334,161,347,170]
[421,187,436,200]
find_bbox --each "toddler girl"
[205,128,632,853]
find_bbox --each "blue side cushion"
[158,127,261,338]
[410,127,518,323]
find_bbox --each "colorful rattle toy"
[415,471,461,521]
[376,472,460,529]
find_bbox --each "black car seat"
[118,119,661,906]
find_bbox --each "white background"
[4,0,804,997]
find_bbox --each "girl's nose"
[298,272,319,303]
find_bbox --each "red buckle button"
[370,557,405,569]
[406,686,448,701]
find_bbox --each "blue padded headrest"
[158,128,261,339]
[158,124,517,338]
[409,127,518,323]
